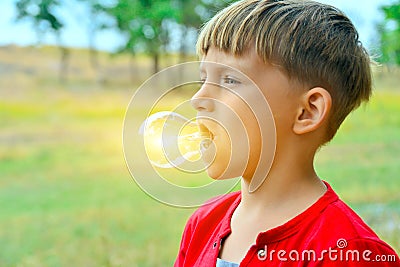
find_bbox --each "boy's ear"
[293,87,332,135]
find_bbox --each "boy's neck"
[239,156,327,220]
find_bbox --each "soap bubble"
[139,111,213,169]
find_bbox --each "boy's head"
[196,0,372,142]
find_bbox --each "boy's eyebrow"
[199,61,236,74]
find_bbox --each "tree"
[15,0,69,81]
[74,0,102,71]
[174,0,201,61]
[101,0,237,75]
[105,0,178,74]
[72,0,114,83]
[378,1,400,65]
[174,0,235,61]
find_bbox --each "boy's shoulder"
[186,183,378,242]
[318,197,378,239]
[180,184,399,265]
[304,196,400,265]
[308,194,395,250]
[281,184,399,262]
[187,183,396,252]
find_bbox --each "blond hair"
[197,0,372,141]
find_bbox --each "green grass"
[0,46,399,266]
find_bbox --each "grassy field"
[0,45,399,266]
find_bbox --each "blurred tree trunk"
[15,0,67,82]
[59,45,70,82]
[153,53,160,74]
[179,27,188,63]
[71,0,109,84]
[56,33,69,82]
[86,10,99,73]
[129,55,136,83]
[88,29,105,84]
[89,41,99,71]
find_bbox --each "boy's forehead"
[200,49,237,69]
[199,47,263,74]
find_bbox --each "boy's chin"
[206,167,242,180]
[206,168,225,180]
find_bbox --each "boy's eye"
[223,77,240,85]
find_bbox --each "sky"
[0,0,395,53]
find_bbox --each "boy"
[175,0,400,266]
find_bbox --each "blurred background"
[0,0,399,266]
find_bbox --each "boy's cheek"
[204,121,250,180]
[216,120,263,177]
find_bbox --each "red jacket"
[175,182,400,266]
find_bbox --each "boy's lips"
[198,121,214,141]
[197,121,217,164]
[197,121,215,155]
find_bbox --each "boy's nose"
[191,85,215,112]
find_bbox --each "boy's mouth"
[198,122,214,150]
[198,122,214,138]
